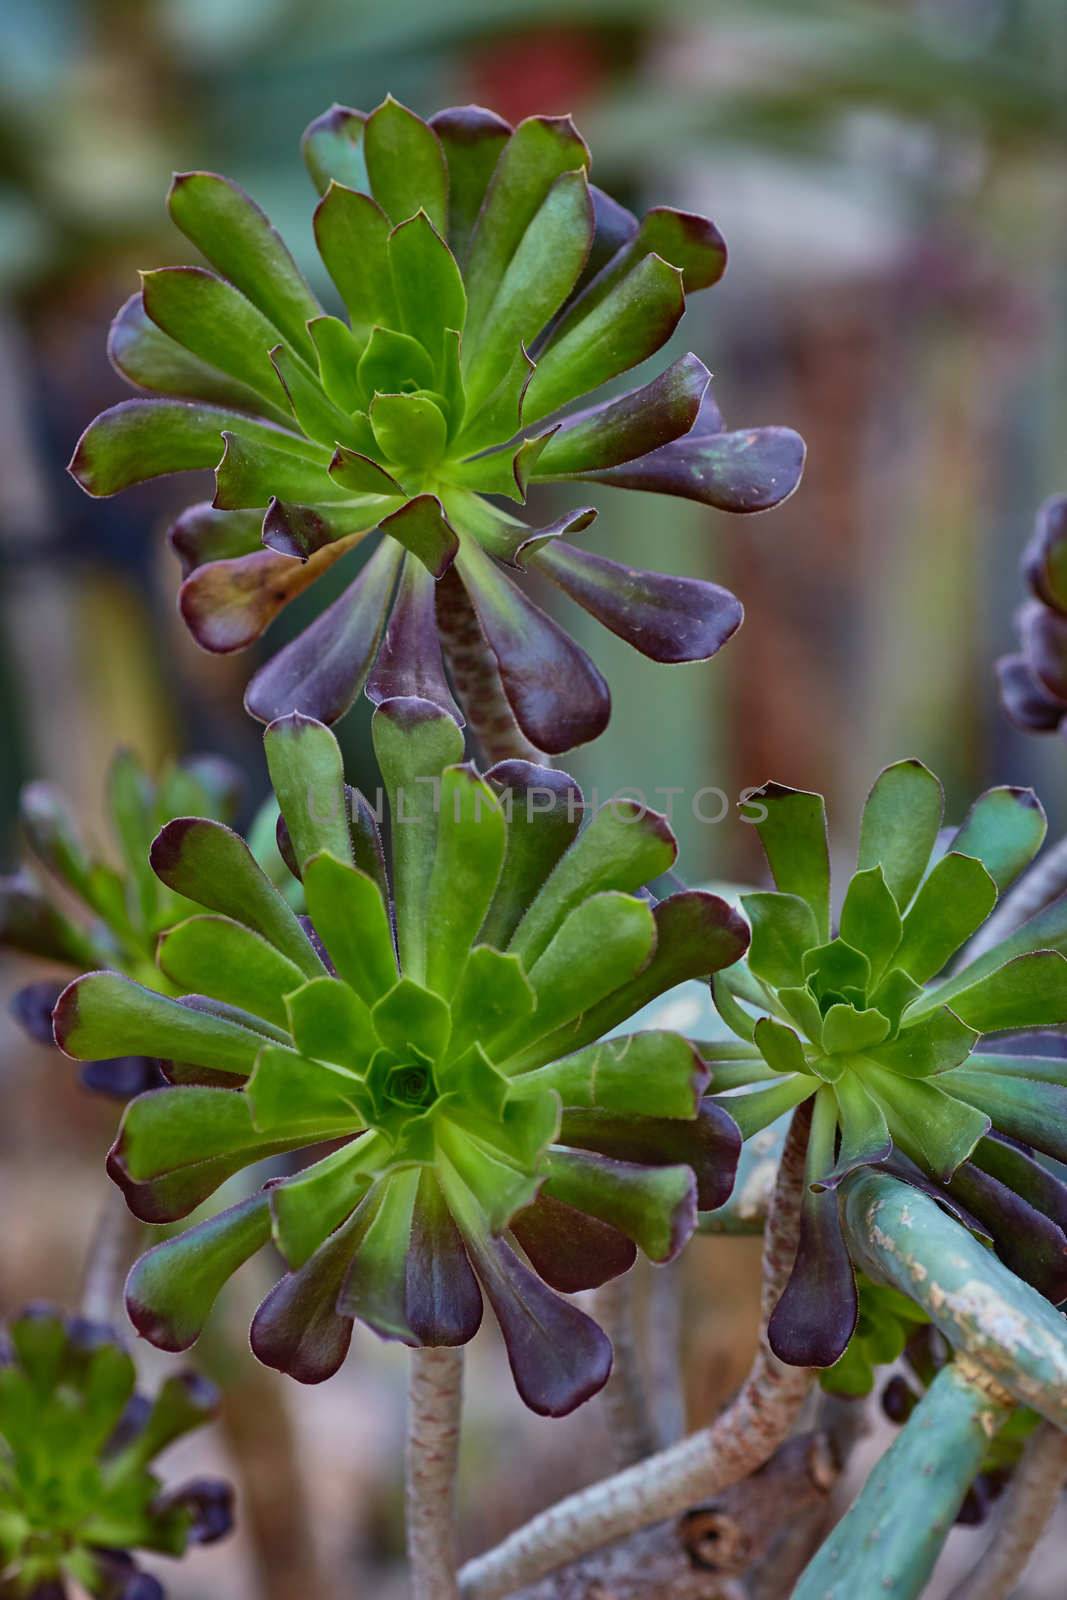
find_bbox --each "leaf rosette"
[704,763,1067,1367]
[1,752,242,1099]
[0,1307,231,1599]
[69,97,805,751]
[55,699,748,1416]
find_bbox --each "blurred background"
[2,0,1067,1594]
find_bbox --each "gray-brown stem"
[80,1185,142,1325]
[458,1107,814,1599]
[408,1347,465,1600]
[945,1420,1067,1600]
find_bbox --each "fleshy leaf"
[303,853,398,1004]
[894,852,998,984]
[286,976,378,1069]
[379,494,458,578]
[510,1192,636,1292]
[869,1008,977,1078]
[429,105,512,267]
[367,554,462,718]
[141,267,293,411]
[371,695,465,980]
[424,765,507,999]
[749,783,831,941]
[543,1148,696,1263]
[150,817,319,975]
[754,1016,807,1076]
[559,1101,741,1213]
[929,951,1067,1033]
[405,1168,483,1345]
[126,1192,272,1352]
[513,1031,707,1119]
[157,915,307,1029]
[455,543,610,754]
[363,97,448,234]
[820,1074,892,1189]
[742,892,819,989]
[54,972,264,1077]
[859,1063,990,1181]
[857,760,944,912]
[265,710,352,869]
[948,787,1046,893]
[313,184,397,335]
[244,540,402,725]
[530,540,743,664]
[480,763,584,948]
[389,210,466,372]
[168,171,320,358]
[69,400,302,496]
[938,1067,1067,1165]
[532,353,711,477]
[245,1044,365,1135]
[447,947,535,1061]
[250,1201,369,1382]
[302,104,368,195]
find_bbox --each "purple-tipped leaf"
[510,1192,636,1292]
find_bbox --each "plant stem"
[594,1272,657,1468]
[945,1420,1067,1600]
[80,1185,141,1325]
[457,1107,814,1599]
[958,830,1067,963]
[408,1347,465,1600]
[436,569,542,766]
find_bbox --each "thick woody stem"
[458,1107,814,1599]
[436,569,542,767]
[594,1272,658,1468]
[945,1421,1067,1600]
[958,831,1067,963]
[408,1347,465,1600]
[80,1185,142,1324]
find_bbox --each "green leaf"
[543,1148,695,1263]
[370,391,448,470]
[557,204,726,326]
[141,266,293,410]
[463,113,590,351]
[371,696,465,981]
[949,787,1047,893]
[213,429,339,510]
[742,891,819,988]
[311,182,398,343]
[150,817,320,977]
[754,1015,807,1075]
[499,892,656,1057]
[286,975,379,1069]
[378,494,458,579]
[869,967,923,1032]
[749,783,831,941]
[509,799,676,969]
[302,852,398,1005]
[857,760,944,912]
[106,746,157,929]
[363,97,448,233]
[269,343,369,451]
[803,939,870,999]
[479,766,583,948]
[822,1005,890,1055]
[309,315,366,412]
[721,1074,817,1139]
[514,1030,706,1119]
[930,950,1067,1033]
[54,972,265,1076]
[388,211,466,371]
[869,1008,977,1077]
[462,167,592,416]
[126,1191,272,1352]
[112,1085,309,1218]
[372,977,452,1061]
[447,947,536,1061]
[246,1044,367,1134]
[424,765,507,999]
[939,1068,1067,1164]
[858,1061,990,1180]
[69,400,304,496]
[357,323,434,398]
[531,353,710,479]
[822,1073,891,1187]
[158,915,307,1029]
[778,985,825,1046]
[336,1168,421,1339]
[430,105,512,267]
[894,852,998,983]
[302,105,368,196]
[265,711,352,871]
[328,445,404,498]
[270,1139,379,1267]
[839,866,902,984]
[168,172,320,359]
[523,254,685,424]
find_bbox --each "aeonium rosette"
[54,699,749,1416]
[701,762,1067,1368]
[0,1307,232,1600]
[1,751,242,1099]
[69,96,805,751]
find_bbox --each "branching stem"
[408,1347,465,1600]
[945,1421,1067,1600]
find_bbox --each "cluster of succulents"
[54,702,750,1415]
[0,1306,231,1599]
[1,752,242,1097]
[704,762,1067,1365]
[998,494,1067,737]
[70,97,804,751]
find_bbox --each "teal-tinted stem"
[793,1361,1012,1600]
[841,1169,1067,1426]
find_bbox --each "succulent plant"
[69,98,805,753]
[1,751,242,1098]
[0,1306,232,1600]
[818,1275,928,1399]
[53,698,748,1416]
[998,494,1067,736]
[702,762,1067,1366]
